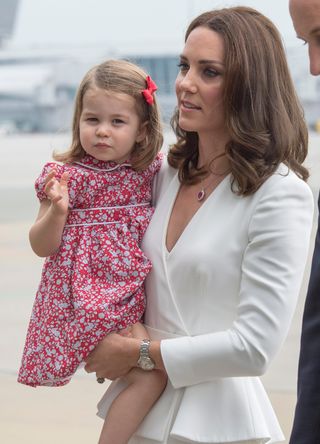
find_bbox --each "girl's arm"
[29,170,69,257]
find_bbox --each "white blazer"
[98,159,314,444]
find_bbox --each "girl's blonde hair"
[54,59,163,170]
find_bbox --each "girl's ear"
[136,121,149,143]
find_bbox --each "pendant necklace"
[196,152,229,202]
[197,176,218,202]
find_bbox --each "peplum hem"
[97,327,284,444]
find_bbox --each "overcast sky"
[10,0,302,55]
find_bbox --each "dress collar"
[74,154,132,172]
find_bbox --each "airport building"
[0,52,178,133]
[1,0,320,133]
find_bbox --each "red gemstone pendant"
[197,189,205,202]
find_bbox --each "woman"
[85,7,314,444]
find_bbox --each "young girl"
[18,59,167,444]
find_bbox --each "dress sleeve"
[149,152,163,176]
[161,174,314,389]
[34,162,65,201]
[146,153,163,205]
[150,154,175,206]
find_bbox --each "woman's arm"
[29,170,69,257]
[86,172,314,386]
[160,173,314,388]
[84,333,165,380]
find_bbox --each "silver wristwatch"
[137,339,155,371]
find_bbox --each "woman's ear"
[136,121,149,143]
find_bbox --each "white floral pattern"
[18,153,162,387]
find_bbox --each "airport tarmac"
[1,132,319,443]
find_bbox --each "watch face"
[138,357,155,371]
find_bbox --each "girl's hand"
[84,333,139,381]
[44,170,69,215]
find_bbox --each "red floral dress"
[18,153,162,387]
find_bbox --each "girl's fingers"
[45,179,63,202]
[45,171,69,190]
[44,170,56,184]
[44,170,69,203]
[44,179,56,195]
[50,195,63,203]
[59,172,69,188]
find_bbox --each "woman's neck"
[197,132,230,172]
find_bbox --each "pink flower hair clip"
[142,75,158,105]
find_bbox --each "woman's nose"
[178,71,197,93]
[309,44,320,76]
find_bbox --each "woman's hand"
[84,333,140,380]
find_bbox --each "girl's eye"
[86,117,98,122]
[112,119,125,125]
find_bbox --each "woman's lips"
[180,100,201,111]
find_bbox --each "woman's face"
[175,26,227,139]
[290,0,320,75]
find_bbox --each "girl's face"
[79,88,146,163]
[175,26,227,140]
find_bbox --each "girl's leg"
[98,323,167,444]
[98,368,166,444]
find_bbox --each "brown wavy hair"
[168,6,309,195]
[54,59,163,171]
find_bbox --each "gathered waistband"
[65,203,150,228]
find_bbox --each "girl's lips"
[95,143,112,148]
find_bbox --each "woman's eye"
[178,62,189,72]
[204,68,220,78]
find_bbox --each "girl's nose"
[96,123,111,137]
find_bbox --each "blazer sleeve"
[161,173,314,389]
[289,193,320,444]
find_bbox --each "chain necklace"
[197,169,230,202]
[196,152,229,202]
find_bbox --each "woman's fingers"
[84,333,136,380]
